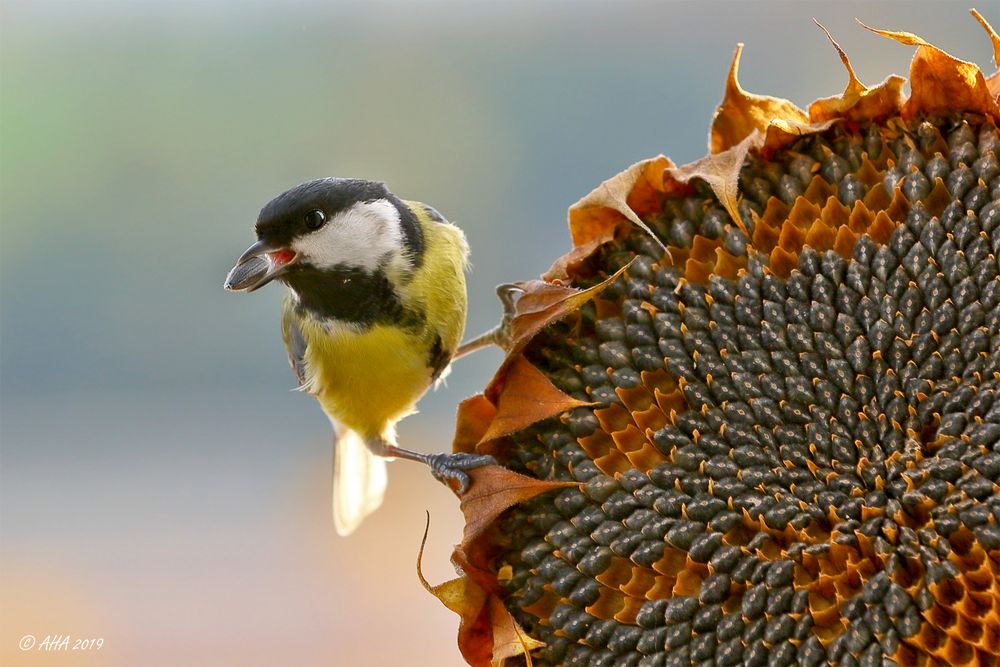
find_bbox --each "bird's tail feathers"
[332,429,387,536]
[433,362,452,390]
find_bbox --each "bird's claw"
[494,283,522,350]
[427,452,497,494]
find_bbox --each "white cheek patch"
[291,198,406,272]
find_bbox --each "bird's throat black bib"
[283,267,424,330]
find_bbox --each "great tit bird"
[225,178,506,535]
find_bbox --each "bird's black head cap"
[253,177,423,263]
[254,178,392,247]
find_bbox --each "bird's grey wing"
[280,302,309,389]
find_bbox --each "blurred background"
[1,1,996,665]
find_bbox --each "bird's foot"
[492,283,522,350]
[427,452,497,494]
[452,283,524,360]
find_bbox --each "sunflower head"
[424,12,1000,667]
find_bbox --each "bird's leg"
[453,283,523,360]
[365,437,495,494]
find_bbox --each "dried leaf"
[808,20,904,122]
[710,43,809,154]
[457,264,636,456]
[418,516,493,667]
[971,8,1000,98]
[483,262,631,422]
[567,156,673,251]
[489,596,544,667]
[989,71,1000,101]
[453,394,498,455]
[809,75,905,124]
[819,19,866,99]
[542,234,612,283]
[861,21,1000,119]
[418,515,545,667]
[480,355,591,443]
[459,465,578,546]
[970,9,1000,68]
[761,117,840,155]
[502,261,635,362]
[668,132,758,236]
[427,575,489,630]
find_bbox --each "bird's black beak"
[224,239,298,292]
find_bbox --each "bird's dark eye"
[304,209,326,230]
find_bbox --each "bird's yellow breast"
[290,203,468,439]
[300,320,433,437]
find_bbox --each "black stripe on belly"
[284,266,424,329]
[428,334,450,381]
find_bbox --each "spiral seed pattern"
[496,116,1000,667]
